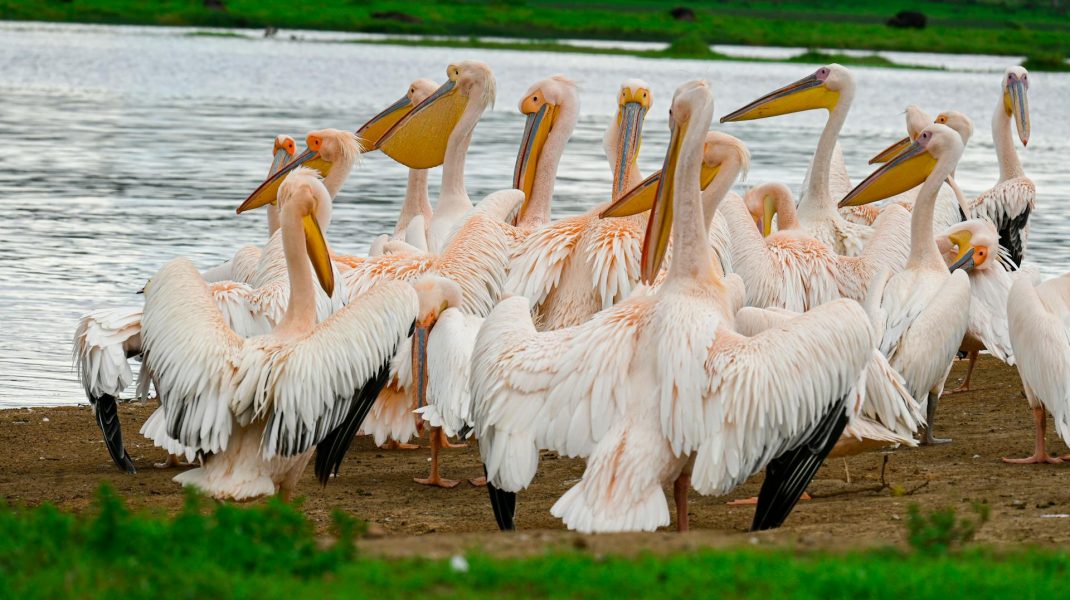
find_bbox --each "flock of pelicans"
[70,59,1065,535]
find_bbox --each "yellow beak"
[303,213,334,296]
[720,73,839,123]
[869,136,912,164]
[839,138,937,207]
[378,79,468,169]
[512,102,558,226]
[761,194,777,237]
[640,120,686,283]
[600,162,719,219]
[613,101,647,200]
[357,93,418,151]
[1004,76,1030,146]
[237,148,333,214]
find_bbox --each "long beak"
[761,194,776,237]
[601,161,719,219]
[613,101,647,200]
[948,247,975,273]
[269,146,294,176]
[720,73,838,123]
[303,213,334,296]
[512,103,558,225]
[237,148,332,214]
[379,80,467,169]
[869,136,912,164]
[357,94,415,151]
[640,121,685,283]
[839,139,936,207]
[411,314,436,410]
[1005,78,1030,146]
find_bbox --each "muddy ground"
[3,356,1069,557]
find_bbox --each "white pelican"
[721,64,873,256]
[858,106,973,231]
[1004,272,1070,464]
[141,167,417,501]
[357,78,439,255]
[74,133,303,473]
[839,123,971,445]
[935,219,1015,393]
[722,181,910,311]
[963,67,1034,267]
[473,80,874,533]
[375,61,497,253]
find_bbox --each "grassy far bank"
[3,0,1070,62]
[2,486,1068,599]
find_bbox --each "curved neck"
[667,138,730,286]
[908,158,958,271]
[275,207,318,336]
[516,100,578,229]
[395,169,431,235]
[992,99,1024,182]
[803,90,852,213]
[322,156,354,201]
[771,189,799,230]
[437,99,484,214]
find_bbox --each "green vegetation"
[2,488,1070,599]
[1022,51,1070,72]
[2,0,1069,60]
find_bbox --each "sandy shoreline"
[2,355,1068,556]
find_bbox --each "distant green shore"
[3,0,1069,68]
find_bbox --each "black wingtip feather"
[94,394,137,474]
[484,466,516,531]
[750,395,849,532]
[313,360,392,486]
[999,208,1030,268]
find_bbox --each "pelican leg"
[1003,406,1064,464]
[921,392,951,445]
[440,429,467,449]
[154,454,179,469]
[945,351,978,395]
[674,473,690,532]
[415,427,459,488]
[381,439,421,450]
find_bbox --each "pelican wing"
[233,280,418,459]
[201,244,262,284]
[1009,275,1070,442]
[691,299,873,495]
[969,177,1035,265]
[74,307,143,400]
[473,296,649,492]
[836,204,911,302]
[414,309,483,436]
[967,263,1015,364]
[585,216,645,309]
[506,214,589,309]
[141,258,244,455]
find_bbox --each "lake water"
[1,22,1066,408]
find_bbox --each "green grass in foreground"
[2,0,1069,62]
[1,486,1067,599]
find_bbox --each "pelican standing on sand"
[141,167,417,501]
[839,123,971,445]
[936,219,1015,394]
[963,67,1034,267]
[474,80,873,533]
[1004,273,1070,464]
[721,64,872,256]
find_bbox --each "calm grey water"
[1,22,1067,408]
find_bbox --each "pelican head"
[513,75,578,225]
[607,79,652,199]
[270,135,297,174]
[640,80,713,282]
[745,182,793,237]
[938,220,997,273]
[720,64,851,123]
[599,130,745,220]
[376,61,496,169]
[276,166,335,296]
[357,78,439,150]
[934,111,974,146]
[871,108,974,166]
[840,123,963,207]
[1002,66,1030,146]
[239,129,361,214]
[410,275,464,408]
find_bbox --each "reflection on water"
[0,22,1066,408]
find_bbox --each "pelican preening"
[71,60,1048,535]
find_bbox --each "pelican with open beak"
[839,123,972,446]
[238,129,362,214]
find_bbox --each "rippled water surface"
[2,22,1067,408]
